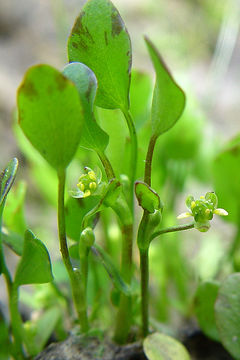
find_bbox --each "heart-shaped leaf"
[143,332,191,360]
[63,62,109,152]
[145,37,186,138]
[18,64,84,171]
[14,230,53,286]
[68,0,132,110]
[215,273,240,359]
[135,181,161,213]
[194,280,220,341]
[0,158,18,208]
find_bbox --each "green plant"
[0,0,231,359]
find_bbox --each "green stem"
[112,195,133,344]
[8,283,25,359]
[97,150,115,180]
[150,222,195,242]
[121,108,138,211]
[140,248,149,337]
[144,134,158,186]
[57,169,88,332]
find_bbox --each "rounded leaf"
[18,64,84,171]
[215,273,240,359]
[135,181,161,213]
[143,333,191,360]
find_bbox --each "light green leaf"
[0,158,18,208]
[3,181,27,235]
[194,280,220,341]
[213,134,240,224]
[63,62,109,152]
[1,228,24,256]
[92,244,131,296]
[24,307,61,356]
[14,230,53,286]
[215,273,240,359]
[18,64,84,171]
[135,181,161,213]
[145,37,186,138]
[143,332,191,360]
[68,0,132,110]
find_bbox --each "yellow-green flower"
[71,167,101,199]
[177,192,228,232]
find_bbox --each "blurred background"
[0,0,240,167]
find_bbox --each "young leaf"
[143,333,190,360]
[18,64,84,171]
[68,0,132,110]
[145,37,186,138]
[63,62,109,152]
[194,280,220,341]
[92,244,131,296]
[135,181,161,213]
[215,273,240,359]
[14,230,53,286]
[0,158,18,207]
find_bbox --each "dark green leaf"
[194,280,220,341]
[0,158,18,207]
[135,181,160,213]
[14,230,53,286]
[215,273,240,359]
[92,244,131,296]
[63,62,109,152]
[143,332,190,360]
[18,64,84,171]
[145,37,186,138]
[68,0,131,110]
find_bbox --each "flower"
[70,167,102,199]
[177,192,228,232]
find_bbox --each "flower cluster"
[177,192,228,232]
[71,167,101,199]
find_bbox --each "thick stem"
[140,248,149,337]
[150,222,195,242]
[57,169,88,332]
[144,134,158,186]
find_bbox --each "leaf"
[17,64,84,171]
[14,230,53,286]
[143,332,191,360]
[63,62,109,152]
[194,280,220,341]
[65,196,100,241]
[145,37,186,138]
[0,158,18,207]
[92,244,131,296]
[215,273,240,359]
[68,0,132,110]
[3,181,27,235]
[135,181,161,213]
[24,307,61,356]
[213,134,240,224]
[1,228,24,256]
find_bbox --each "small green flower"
[71,167,102,199]
[177,192,228,232]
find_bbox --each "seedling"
[0,0,230,359]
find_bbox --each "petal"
[214,208,228,216]
[177,212,192,219]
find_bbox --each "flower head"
[70,167,102,199]
[177,192,228,232]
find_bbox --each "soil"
[34,330,234,360]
